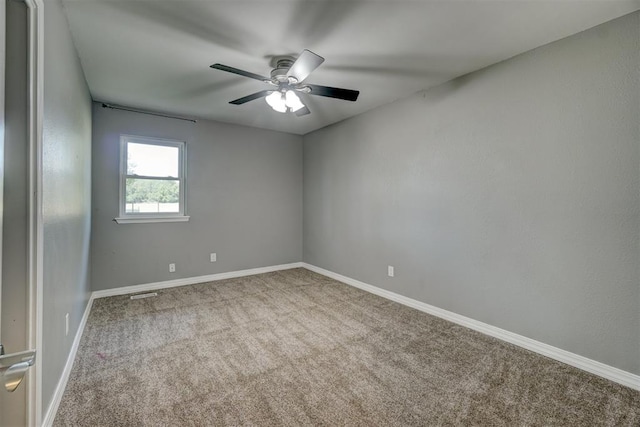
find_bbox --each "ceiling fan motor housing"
[271,57,297,84]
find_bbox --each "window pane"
[127,142,179,178]
[125,178,180,213]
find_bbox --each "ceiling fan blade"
[229,90,273,105]
[210,64,270,82]
[304,84,359,101]
[287,50,324,83]
[295,106,311,117]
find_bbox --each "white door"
[0,0,39,425]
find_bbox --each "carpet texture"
[54,268,640,426]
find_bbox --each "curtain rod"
[101,103,197,123]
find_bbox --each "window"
[115,135,189,224]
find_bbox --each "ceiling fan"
[210,49,359,117]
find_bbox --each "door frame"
[0,0,5,364]
[0,0,42,424]
[23,0,44,425]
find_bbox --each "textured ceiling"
[62,0,640,135]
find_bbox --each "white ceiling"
[62,0,640,135]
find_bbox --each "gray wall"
[91,104,302,291]
[42,0,93,413]
[303,13,640,374]
[2,1,28,424]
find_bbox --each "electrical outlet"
[65,313,69,336]
[388,266,395,277]
[210,253,217,263]
[169,263,176,273]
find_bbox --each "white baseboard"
[301,263,640,391]
[42,295,94,427]
[92,262,304,299]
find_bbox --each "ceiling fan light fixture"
[265,91,287,113]
[212,49,359,117]
[285,90,305,112]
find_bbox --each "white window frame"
[115,135,189,224]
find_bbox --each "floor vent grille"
[129,292,158,300]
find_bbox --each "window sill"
[114,216,190,224]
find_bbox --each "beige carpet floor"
[54,268,640,426]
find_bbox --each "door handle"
[0,345,36,392]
